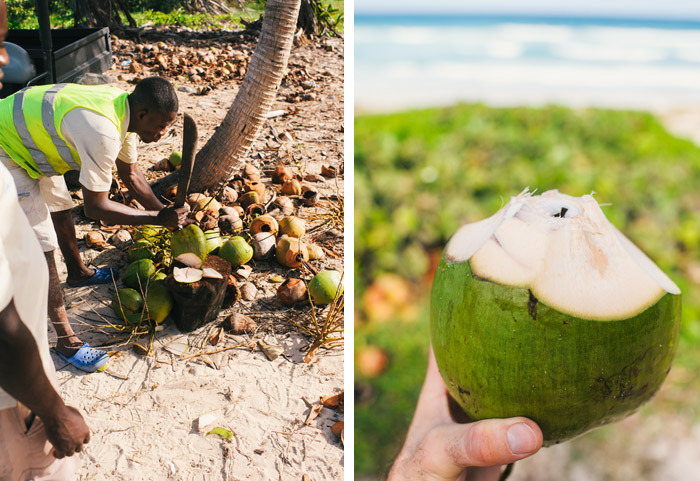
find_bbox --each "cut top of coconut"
[445,189,680,320]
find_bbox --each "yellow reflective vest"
[0,83,129,179]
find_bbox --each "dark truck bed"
[0,26,112,98]
[8,27,112,86]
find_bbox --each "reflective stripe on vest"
[12,84,79,175]
[0,83,128,179]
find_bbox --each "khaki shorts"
[0,404,80,481]
[1,154,75,252]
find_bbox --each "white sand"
[50,224,344,480]
[52,283,344,480]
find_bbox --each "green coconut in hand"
[431,190,681,445]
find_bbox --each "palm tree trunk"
[187,0,301,193]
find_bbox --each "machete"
[173,113,198,208]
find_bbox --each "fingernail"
[507,423,538,455]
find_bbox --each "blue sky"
[354,0,700,19]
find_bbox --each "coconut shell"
[241,164,261,181]
[186,193,208,208]
[85,230,107,248]
[200,214,219,231]
[239,191,260,208]
[272,196,295,216]
[223,312,257,334]
[244,180,266,197]
[154,157,174,172]
[321,165,338,178]
[218,215,243,235]
[279,216,306,238]
[217,186,238,204]
[272,165,294,184]
[275,237,309,268]
[281,179,302,196]
[245,203,266,217]
[250,215,279,236]
[301,186,319,206]
[240,282,257,301]
[251,232,276,260]
[277,278,307,306]
[164,184,178,202]
[219,206,240,219]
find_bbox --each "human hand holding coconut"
[388,348,543,481]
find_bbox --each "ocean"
[355,15,700,112]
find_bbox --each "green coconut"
[204,229,223,255]
[279,216,306,238]
[127,239,157,263]
[309,270,343,305]
[112,288,144,324]
[144,280,174,324]
[431,190,681,445]
[171,224,207,264]
[168,151,182,167]
[133,224,166,243]
[219,236,253,266]
[124,259,157,289]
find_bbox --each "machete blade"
[173,113,198,208]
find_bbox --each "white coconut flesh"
[445,189,680,320]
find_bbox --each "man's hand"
[42,405,91,459]
[157,204,192,229]
[0,300,91,460]
[388,348,543,481]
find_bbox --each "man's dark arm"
[0,299,90,458]
[81,188,189,229]
[115,158,165,211]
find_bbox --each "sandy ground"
[45,30,345,481]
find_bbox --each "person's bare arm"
[0,300,90,458]
[115,158,165,211]
[81,187,189,229]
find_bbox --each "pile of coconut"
[89,159,343,352]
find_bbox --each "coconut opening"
[445,190,680,320]
[538,198,581,219]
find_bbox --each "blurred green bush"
[354,103,700,476]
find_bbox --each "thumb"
[413,417,543,480]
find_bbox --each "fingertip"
[505,421,541,456]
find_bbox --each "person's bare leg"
[44,250,82,357]
[49,209,95,286]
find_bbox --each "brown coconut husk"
[164,255,231,332]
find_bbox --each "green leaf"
[206,427,233,440]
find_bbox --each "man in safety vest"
[0,76,190,371]
[0,0,91,477]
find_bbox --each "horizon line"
[354,12,700,23]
